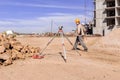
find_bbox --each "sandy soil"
[0,36,120,80]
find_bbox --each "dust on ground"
[0,30,120,80]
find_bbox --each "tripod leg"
[60,32,67,62]
[63,34,73,46]
[63,34,81,56]
[39,34,56,55]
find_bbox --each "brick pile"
[0,34,40,66]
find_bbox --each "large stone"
[11,49,19,60]
[13,45,23,51]
[13,41,21,45]
[3,42,11,49]
[25,53,34,57]
[35,47,40,53]
[0,53,10,60]
[21,46,31,54]
[0,34,4,40]
[11,53,17,60]
[5,50,12,55]
[17,53,25,59]
[0,58,6,65]
[7,35,15,39]
[12,49,20,54]
[3,58,12,66]
[0,46,5,53]
[11,49,25,59]
[30,48,35,53]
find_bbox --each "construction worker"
[73,18,88,51]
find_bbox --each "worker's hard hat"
[75,18,80,24]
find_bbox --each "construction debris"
[93,28,120,55]
[0,33,40,66]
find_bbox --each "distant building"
[93,0,120,36]
[5,30,14,35]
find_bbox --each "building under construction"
[93,0,120,35]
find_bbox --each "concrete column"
[116,0,117,6]
[115,0,118,26]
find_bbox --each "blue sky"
[0,0,94,33]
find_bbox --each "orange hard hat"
[75,18,80,24]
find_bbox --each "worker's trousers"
[73,35,88,50]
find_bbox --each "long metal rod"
[60,32,67,62]
[39,35,56,55]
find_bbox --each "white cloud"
[0,21,15,25]
[0,2,93,10]
[46,13,73,16]
[0,13,93,33]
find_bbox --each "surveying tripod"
[35,26,81,62]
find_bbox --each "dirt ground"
[0,36,120,80]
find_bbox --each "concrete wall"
[94,0,120,36]
[94,0,105,35]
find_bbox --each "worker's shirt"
[77,24,86,36]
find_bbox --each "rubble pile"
[93,28,120,54]
[0,34,40,66]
